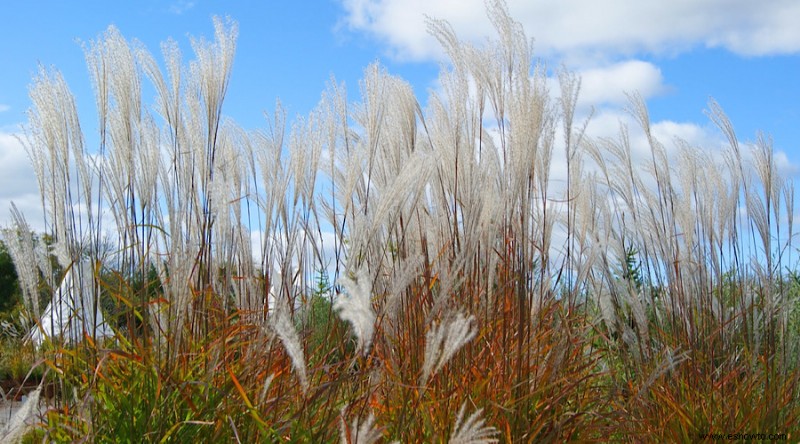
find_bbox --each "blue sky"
[1,0,799,229]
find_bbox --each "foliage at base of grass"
[21,270,799,442]
[0,338,42,394]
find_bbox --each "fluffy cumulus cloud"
[339,0,800,61]
[0,130,43,230]
[576,61,666,107]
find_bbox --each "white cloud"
[651,120,724,151]
[775,151,800,178]
[339,0,800,61]
[169,0,195,15]
[576,61,666,107]
[580,108,634,141]
[0,131,44,230]
[0,104,9,113]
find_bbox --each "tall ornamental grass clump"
[3,1,798,441]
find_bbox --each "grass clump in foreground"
[3,1,799,441]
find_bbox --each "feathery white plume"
[270,272,309,393]
[420,312,477,385]
[449,402,498,444]
[3,206,41,317]
[339,408,384,444]
[334,266,376,354]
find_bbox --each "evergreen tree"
[0,239,21,314]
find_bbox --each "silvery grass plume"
[449,402,498,444]
[257,373,276,406]
[2,205,41,317]
[0,386,42,443]
[25,64,90,263]
[335,266,376,355]
[339,408,387,444]
[272,310,310,394]
[270,272,309,393]
[420,312,477,385]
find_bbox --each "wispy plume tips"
[3,204,41,317]
[334,266,377,354]
[270,274,309,392]
[271,308,309,393]
[449,402,498,444]
[339,408,385,444]
[420,312,477,385]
